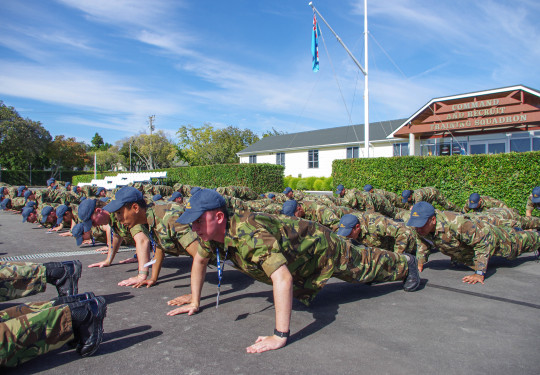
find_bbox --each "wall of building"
[239,141,396,177]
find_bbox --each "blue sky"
[1,0,539,146]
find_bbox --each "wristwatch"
[475,270,485,276]
[273,329,290,338]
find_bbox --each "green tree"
[0,101,52,169]
[129,131,177,170]
[89,132,112,151]
[262,127,287,138]
[177,124,260,166]
[47,135,89,176]
[94,147,120,172]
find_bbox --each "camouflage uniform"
[348,212,418,254]
[525,194,540,214]
[406,187,459,211]
[373,189,409,209]
[10,197,26,211]
[37,204,61,229]
[244,198,274,212]
[413,211,540,273]
[468,207,540,230]
[461,195,512,213]
[172,184,194,197]
[340,191,399,218]
[130,202,203,257]
[0,262,73,367]
[216,186,259,201]
[298,200,344,231]
[200,212,409,306]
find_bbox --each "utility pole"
[148,115,155,170]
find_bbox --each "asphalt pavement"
[1,210,539,375]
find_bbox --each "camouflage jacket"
[10,197,26,211]
[130,202,201,256]
[172,183,194,197]
[340,191,398,218]
[462,195,512,213]
[200,212,356,306]
[468,207,540,230]
[526,195,540,212]
[409,187,459,211]
[35,189,65,205]
[414,210,517,273]
[300,200,343,231]
[373,189,408,209]
[349,212,417,254]
[216,186,259,201]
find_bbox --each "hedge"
[0,170,96,186]
[332,151,540,216]
[71,164,284,194]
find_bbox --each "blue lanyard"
[216,248,228,308]
[148,230,157,256]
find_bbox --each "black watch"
[273,329,290,338]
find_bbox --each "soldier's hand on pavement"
[167,294,192,306]
[418,262,424,272]
[88,260,111,268]
[134,278,157,288]
[166,304,199,316]
[58,232,72,237]
[462,274,484,284]
[94,246,109,253]
[246,335,287,353]
[118,276,144,287]
[119,257,138,264]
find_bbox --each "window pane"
[439,143,451,156]
[488,143,505,154]
[353,147,359,158]
[510,138,531,153]
[346,148,352,159]
[533,138,540,151]
[393,144,400,156]
[401,143,409,156]
[470,144,486,154]
[452,141,466,155]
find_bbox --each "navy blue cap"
[168,191,183,201]
[46,178,55,186]
[260,194,266,198]
[402,190,413,203]
[103,187,143,213]
[24,190,32,201]
[1,198,10,210]
[17,186,26,197]
[0,187,6,195]
[22,207,34,223]
[407,202,435,227]
[72,223,88,246]
[152,194,162,201]
[65,182,71,187]
[176,189,226,224]
[268,193,275,199]
[190,187,201,195]
[468,193,481,209]
[336,184,344,194]
[363,184,373,192]
[55,205,70,225]
[337,214,359,237]
[283,187,293,195]
[532,186,540,204]
[96,187,106,196]
[78,199,97,232]
[281,200,298,216]
[40,206,54,223]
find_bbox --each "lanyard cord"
[216,247,228,308]
[148,229,157,257]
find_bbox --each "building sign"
[394,88,540,137]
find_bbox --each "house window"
[308,149,319,168]
[346,147,359,159]
[393,143,409,156]
[249,155,257,164]
[276,152,285,167]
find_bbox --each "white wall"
[239,141,396,178]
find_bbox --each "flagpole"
[308,1,370,157]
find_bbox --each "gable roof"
[238,119,406,155]
[388,84,540,138]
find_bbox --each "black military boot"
[402,254,421,292]
[44,260,82,296]
[51,292,96,306]
[69,296,107,357]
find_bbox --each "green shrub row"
[71,164,284,194]
[0,170,96,186]
[332,151,540,216]
[283,175,333,191]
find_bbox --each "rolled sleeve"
[261,252,288,277]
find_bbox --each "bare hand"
[119,257,138,264]
[94,246,109,253]
[88,261,111,268]
[246,335,287,353]
[58,232,73,237]
[51,226,62,232]
[134,278,157,288]
[462,274,484,284]
[118,276,145,287]
[418,262,424,272]
[166,304,199,316]
[167,294,192,306]
[82,239,94,245]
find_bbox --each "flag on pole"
[311,13,320,72]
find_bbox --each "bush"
[323,177,333,191]
[332,151,540,216]
[312,179,324,191]
[296,179,309,190]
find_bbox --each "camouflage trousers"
[0,301,74,367]
[0,262,47,302]
[493,227,540,260]
[333,246,409,284]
